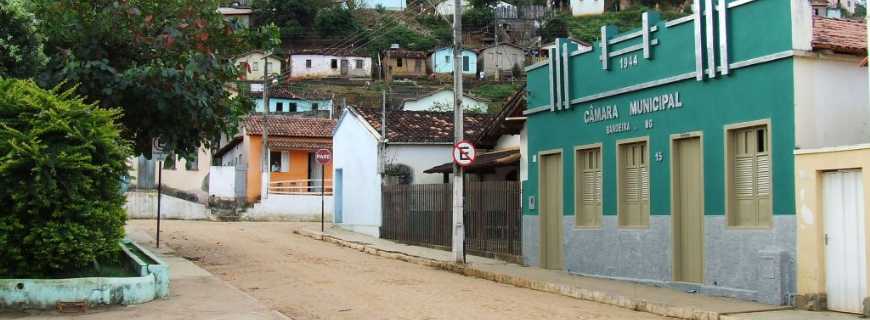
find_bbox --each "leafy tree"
[462,7,494,31]
[32,0,267,158]
[253,0,328,40]
[0,79,131,277]
[315,7,360,38]
[0,0,47,79]
[540,15,569,43]
[366,24,438,55]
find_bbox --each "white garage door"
[824,169,866,314]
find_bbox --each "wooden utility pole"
[451,0,465,263]
[261,53,271,200]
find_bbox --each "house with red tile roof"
[211,115,337,219]
[331,106,492,236]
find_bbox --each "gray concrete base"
[522,214,796,305]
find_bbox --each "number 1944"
[619,54,639,69]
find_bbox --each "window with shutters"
[618,141,650,227]
[728,125,771,227]
[575,146,602,227]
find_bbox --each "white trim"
[570,46,594,57]
[609,39,659,58]
[523,105,552,115]
[794,144,870,155]
[705,0,716,79]
[562,43,571,110]
[525,60,548,72]
[666,15,695,28]
[693,0,704,81]
[718,0,729,75]
[608,26,658,46]
[727,0,754,8]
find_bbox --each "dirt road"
[127,220,668,320]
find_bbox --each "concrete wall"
[125,191,211,220]
[289,55,372,79]
[570,0,604,16]
[244,194,334,221]
[333,110,383,237]
[794,145,870,307]
[480,45,526,76]
[128,147,211,200]
[385,144,452,185]
[794,55,870,150]
[523,215,795,305]
[209,166,236,198]
[235,52,281,81]
[403,90,489,112]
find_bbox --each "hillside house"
[251,87,333,117]
[287,49,372,79]
[382,48,428,79]
[479,43,526,79]
[235,51,282,81]
[570,0,604,16]
[356,0,407,10]
[431,47,478,75]
[435,0,469,15]
[402,88,489,112]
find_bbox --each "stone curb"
[293,228,722,320]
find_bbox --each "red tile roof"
[812,16,867,55]
[249,86,332,100]
[351,107,494,144]
[244,115,336,138]
[267,137,331,150]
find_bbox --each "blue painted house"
[252,87,333,115]
[431,47,477,75]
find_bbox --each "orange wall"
[246,135,263,202]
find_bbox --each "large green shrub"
[0,79,131,277]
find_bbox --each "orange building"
[214,115,336,203]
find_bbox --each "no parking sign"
[452,140,477,167]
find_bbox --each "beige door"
[673,137,703,283]
[540,153,564,270]
[576,148,602,227]
[619,142,650,226]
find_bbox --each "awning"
[267,137,331,151]
[424,148,520,174]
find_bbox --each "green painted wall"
[524,1,796,217]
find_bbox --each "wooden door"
[824,170,867,313]
[539,153,563,270]
[673,137,704,283]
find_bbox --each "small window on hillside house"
[306,59,312,68]
[397,58,404,67]
[444,55,450,63]
[313,103,320,110]
[331,59,338,69]
[289,103,298,112]
[415,60,422,72]
[356,59,363,69]
[252,61,259,71]
[463,56,470,72]
[276,102,284,112]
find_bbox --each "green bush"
[0,79,131,277]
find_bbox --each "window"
[185,154,198,171]
[618,141,649,227]
[462,56,470,72]
[306,59,312,68]
[444,55,450,63]
[252,61,259,71]
[276,102,284,112]
[331,59,338,69]
[288,103,298,112]
[397,58,404,67]
[163,154,177,170]
[575,147,602,227]
[312,103,320,110]
[355,59,363,69]
[270,151,289,172]
[728,125,771,227]
[415,60,422,72]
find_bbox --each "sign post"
[151,141,168,248]
[315,149,332,232]
[452,140,476,263]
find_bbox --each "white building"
[402,89,489,112]
[287,49,372,79]
[570,0,604,16]
[234,51,282,81]
[332,106,493,236]
[435,0,469,16]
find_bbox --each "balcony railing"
[269,179,333,195]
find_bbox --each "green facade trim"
[524,1,796,217]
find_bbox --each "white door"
[824,170,867,314]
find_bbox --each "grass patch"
[472,83,520,112]
[564,7,688,43]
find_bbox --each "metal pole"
[321,162,325,232]
[156,160,162,248]
[451,0,465,263]
[262,53,271,200]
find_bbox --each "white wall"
[333,110,382,237]
[520,126,528,182]
[385,144,452,184]
[289,55,372,79]
[127,147,211,201]
[125,191,211,220]
[791,0,813,52]
[235,52,281,81]
[495,134,520,149]
[435,0,468,15]
[403,90,489,112]
[570,0,604,16]
[794,55,870,150]
[244,194,334,221]
[209,166,236,198]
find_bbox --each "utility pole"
[261,53,271,200]
[494,23,500,81]
[451,0,465,263]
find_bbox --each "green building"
[522,0,868,305]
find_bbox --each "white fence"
[244,193,334,221]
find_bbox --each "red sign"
[315,149,332,164]
[452,140,477,167]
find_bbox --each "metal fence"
[381,181,522,262]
